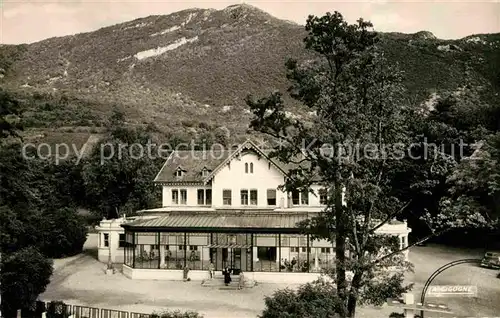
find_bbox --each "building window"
[223,190,232,205]
[180,189,187,205]
[291,247,300,253]
[197,189,205,205]
[250,162,254,173]
[206,189,212,205]
[197,189,212,205]
[321,247,331,253]
[175,169,183,177]
[172,189,179,204]
[179,245,184,250]
[267,189,276,206]
[245,163,248,173]
[241,189,249,205]
[250,189,257,205]
[103,233,109,247]
[301,189,309,205]
[401,236,406,249]
[292,191,300,205]
[119,234,125,248]
[189,245,198,251]
[319,188,328,205]
[291,190,309,205]
[301,247,311,253]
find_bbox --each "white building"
[96,139,411,283]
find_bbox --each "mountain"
[1,4,500,145]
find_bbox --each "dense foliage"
[81,109,164,218]
[0,90,88,313]
[260,279,343,318]
[0,247,53,316]
[0,143,88,257]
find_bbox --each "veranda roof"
[121,213,313,233]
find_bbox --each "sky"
[1,0,499,44]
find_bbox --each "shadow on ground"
[83,247,98,260]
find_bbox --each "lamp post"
[106,230,114,275]
[107,243,113,270]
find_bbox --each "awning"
[207,244,252,248]
[122,213,314,233]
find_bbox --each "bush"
[259,279,343,318]
[0,247,53,316]
[151,310,204,318]
[39,207,88,258]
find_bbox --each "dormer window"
[175,167,184,178]
[201,168,210,177]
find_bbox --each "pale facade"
[160,152,325,209]
[96,139,411,283]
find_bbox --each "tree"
[38,207,88,258]
[260,279,343,318]
[246,12,482,317]
[439,133,500,236]
[82,125,162,218]
[0,88,22,141]
[38,158,87,210]
[0,143,39,210]
[0,247,53,316]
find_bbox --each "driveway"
[406,245,500,317]
[40,235,500,317]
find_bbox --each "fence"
[13,301,153,318]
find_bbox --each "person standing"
[208,262,215,279]
[222,266,232,286]
[238,271,245,290]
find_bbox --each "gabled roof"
[202,139,288,184]
[153,139,322,184]
[153,148,232,183]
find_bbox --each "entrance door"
[211,248,228,271]
[222,248,228,269]
[233,248,241,271]
[211,247,250,272]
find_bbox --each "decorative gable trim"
[155,181,204,186]
[202,139,288,185]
